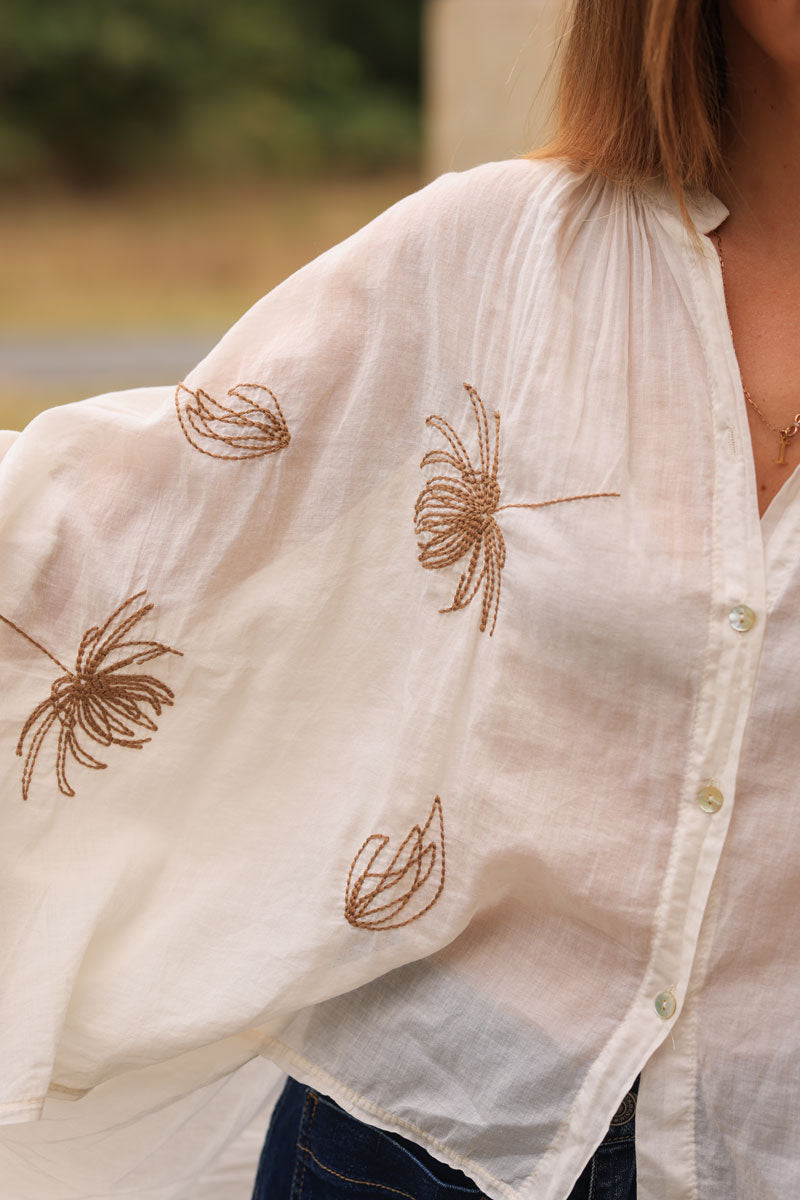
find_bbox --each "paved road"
[0,331,225,392]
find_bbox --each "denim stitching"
[311,1093,484,1194]
[290,1088,316,1200]
[294,1143,419,1198]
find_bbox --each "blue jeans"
[250,1074,638,1199]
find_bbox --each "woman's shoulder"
[316,155,614,291]
[387,155,603,236]
[432,154,591,201]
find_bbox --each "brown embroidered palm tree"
[414,383,619,635]
[0,591,182,801]
[345,796,446,931]
[175,381,290,460]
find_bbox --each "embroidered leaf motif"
[345,796,446,931]
[0,591,182,801]
[414,382,619,635]
[175,381,291,460]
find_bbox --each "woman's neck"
[716,5,800,249]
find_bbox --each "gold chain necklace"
[712,229,800,465]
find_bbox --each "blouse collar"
[638,176,730,236]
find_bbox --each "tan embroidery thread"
[414,383,620,635]
[0,591,182,801]
[345,796,445,931]
[175,381,291,460]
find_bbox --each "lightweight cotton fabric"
[0,156,797,1200]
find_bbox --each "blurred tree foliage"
[0,0,421,187]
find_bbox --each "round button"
[655,990,677,1020]
[729,604,756,632]
[696,784,724,813]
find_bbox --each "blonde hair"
[530,0,727,225]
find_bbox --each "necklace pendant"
[777,423,800,465]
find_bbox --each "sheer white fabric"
[0,157,795,1200]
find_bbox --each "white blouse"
[0,156,796,1200]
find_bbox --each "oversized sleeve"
[0,161,539,1128]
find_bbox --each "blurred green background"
[0,0,423,428]
[0,0,421,184]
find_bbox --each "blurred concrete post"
[424,0,565,178]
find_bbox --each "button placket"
[633,227,771,1181]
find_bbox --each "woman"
[250,1,800,1196]
[0,2,796,1199]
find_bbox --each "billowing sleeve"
[0,162,523,1127]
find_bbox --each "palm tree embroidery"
[0,591,182,801]
[345,796,446,931]
[175,381,291,460]
[414,383,620,635]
